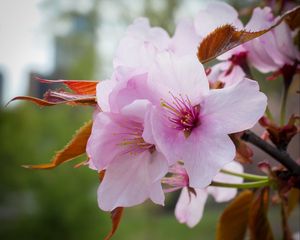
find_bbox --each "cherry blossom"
[171,1,243,57]
[113,17,170,71]
[143,52,267,188]
[244,7,300,74]
[174,161,244,228]
[86,100,168,211]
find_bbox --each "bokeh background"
[0,0,299,239]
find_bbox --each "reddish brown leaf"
[23,120,93,169]
[282,6,300,30]
[198,6,300,63]
[230,133,253,164]
[259,115,299,150]
[287,188,300,216]
[98,170,106,182]
[37,77,99,95]
[216,190,254,240]
[248,188,274,240]
[8,96,61,107]
[104,207,124,240]
[9,94,96,107]
[43,89,97,106]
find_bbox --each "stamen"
[161,94,201,138]
[114,121,155,156]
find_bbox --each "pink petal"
[194,1,243,38]
[183,131,236,188]
[113,17,170,70]
[96,79,117,112]
[109,72,156,112]
[121,99,151,121]
[245,7,274,31]
[201,78,267,135]
[86,112,128,170]
[175,187,208,228]
[245,37,279,73]
[150,107,236,188]
[97,151,168,211]
[149,52,209,104]
[208,62,245,87]
[170,18,200,56]
[142,105,156,145]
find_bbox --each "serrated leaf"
[248,188,274,240]
[198,6,300,63]
[8,94,96,107]
[43,90,97,106]
[198,24,267,63]
[104,207,124,240]
[23,120,93,169]
[216,190,254,240]
[37,77,99,95]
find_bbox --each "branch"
[241,130,300,175]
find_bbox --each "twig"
[241,130,300,175]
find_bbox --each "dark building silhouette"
[28,6,99,98]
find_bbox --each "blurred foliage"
[0,105,111,239]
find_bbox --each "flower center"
[161,94,201,138]
[116,121,155,155]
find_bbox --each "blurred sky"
[0,0,53,103]
[0,0,210,104]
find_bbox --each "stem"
[280,88,288,126]
[242,130,300,175]
[210,179,270,189]
[265,106,275,122]
[220,169,268,181]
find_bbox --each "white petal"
[208,161,244,202]
[175,187,208,228]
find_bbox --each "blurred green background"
[0,0,299,239]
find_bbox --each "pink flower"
[171,1,243,57]
[144,53,266,188]
[171,1,246,86]
[113,17,170,71]
[244,7,300,73]
[174,161,244,228]
[86,100,168,211]
[207,56,246,88]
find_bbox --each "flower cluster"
[14,0,300,237]
[86,1,269,215]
